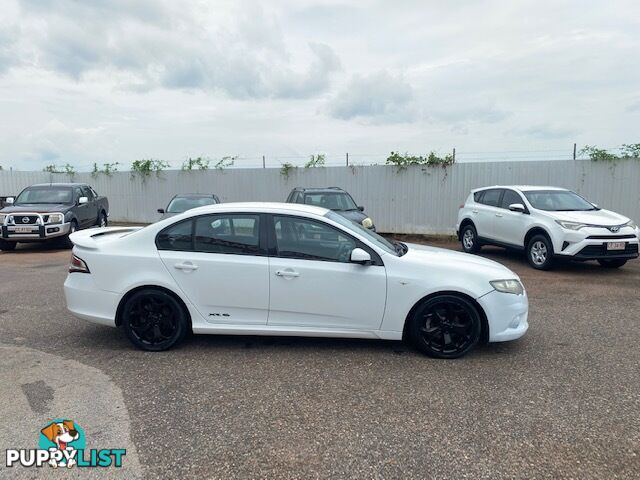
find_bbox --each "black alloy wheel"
[408,294,481,359]
[121,289,188,351]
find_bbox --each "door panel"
[474,189,503,240]
[268,215,386,330]
[493,190,529,246]
[160,251,269,325]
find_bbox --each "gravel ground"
[0,239,638,479]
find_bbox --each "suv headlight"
[47,213,64,224]
[625,220,637,230]
[490,279,524,295]
[555,220,587,230]
[0,213,6,224]
[361,217,373,229]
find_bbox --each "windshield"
[524,190,596,211]
[15,187,73,205]
[325,211,398,255]
[167,196,217,213]
[303,192,358,211]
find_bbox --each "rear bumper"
[478,289,529,343]
[1,222,71,242]
[64,272,120,327]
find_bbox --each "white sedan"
[64,203,528,358]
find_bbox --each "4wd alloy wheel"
[408,295,481,359]
[461,225,480,253]
[527,234,554,270]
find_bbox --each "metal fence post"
[573,143,577,160]
[262,155,265,168]
[346,153,349,167]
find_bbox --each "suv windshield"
[15,187,73,205]
[325,211,399,256]
[303,192,357,211]
[524,190,597,211]
[167,196,216,213]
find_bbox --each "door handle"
[174,262,199,271]
[495,213,503,217]
[275,270,300,277]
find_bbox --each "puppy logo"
[39,420,82,468]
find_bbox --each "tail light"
[69,254,90,273]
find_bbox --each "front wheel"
[63,221,78,248]
[121,289,188,351]
[0,239,17,251]
[97,211,108,228]
[597,259,627,268]
[407,294,482,359]
[527,234,554,270]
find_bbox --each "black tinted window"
[274,216,356,262]
[479,189,502,207]
[501,190,523,209]
[194,214,260,255]
[156,220,193,251]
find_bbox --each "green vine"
[280,162,296,179]
[130,159,170,179]
[386,151,455,172]
[43,163,76,178]
[304,154,326,168]
[580,144,640,161]
[213,156,236,170]
[91,162,119,178]
[181,157,210,171]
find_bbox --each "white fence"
[1,160,639,234]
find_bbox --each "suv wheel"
[461,225,480,253]
[597,259,627,268]
[527,234,554,270]
[97,211,108,228]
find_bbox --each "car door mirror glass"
[157,208,165,214]
[78,196,89,205]
[5,197,14,204]
[350,248,371,264]
[509,203,525,213]
[358,205,364,211]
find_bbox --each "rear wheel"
[97,211,108,227]
[597,259,627,268]
[407,294,482,359]
[0,239,17,251]
[461,224,480,253]
[121,289,188,351]
[527,234,554,270]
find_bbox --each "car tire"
[97,211,108,228]
[526,234,554,270]
[461,224,480,253]
[0,239,17,251]
[597,259,627,268]
[63,220,78,248]
[407,294,482,359]
[121,289,189,351]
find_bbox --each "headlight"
[0,213,6,224]
[555,220,587,230]
[361,217,373,229]
[47,213,64,224]
[625,220,637,230]
[490,279,524,295]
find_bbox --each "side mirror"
[358,205,365,212]
[78,196,88,205]
[5,197,14,205]
[350,248,371,265]
[157,208,165,214]
[509,203,525,213]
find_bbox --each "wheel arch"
[115,284,192,330]
[458,218,476,241]
[524,226,552,247]
[402,290,490,345]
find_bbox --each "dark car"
[286,187,376,230]
[157,193,221,220]
[0,183,109,251]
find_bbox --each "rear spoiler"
[70,226,143,249]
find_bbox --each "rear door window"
[479,189,502,207]
[194,214,261,255]
[156,220,194,251]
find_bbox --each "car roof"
[186,202,329,216]
[293,187,346,193]
[171,193,216,198]
[29,183,87,187]
[472,185,568,193]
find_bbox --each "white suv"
[456,186,639,270]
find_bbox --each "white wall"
[1,160,639,234]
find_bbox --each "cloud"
[514,124,576,140]
[4,0,341,99]
[327,71,416,123]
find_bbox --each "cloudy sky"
[0,0,639,170]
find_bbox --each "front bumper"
[1,222,71,242]
[553,227,639,261]
[478,289,529,342]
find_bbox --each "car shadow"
[0,241,69,254]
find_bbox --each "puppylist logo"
[5,419,126,469]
